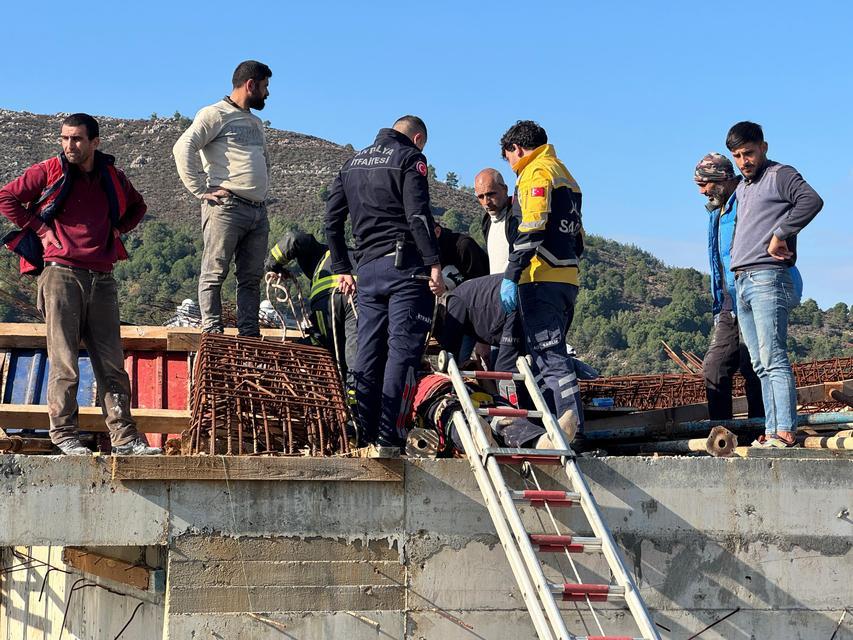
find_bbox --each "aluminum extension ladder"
[438,351,661,640]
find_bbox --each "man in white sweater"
[173,60,272,336]
[474,168,515,274]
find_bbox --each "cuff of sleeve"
[421,253,440,267]
[503,266,521,283]
[773,226,791,241]
[30,221,49,236]
[331,261,353,275]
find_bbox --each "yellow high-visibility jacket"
[506,144,584,285]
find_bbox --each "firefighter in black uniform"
[264,230,357,394]
[325,116,445,456]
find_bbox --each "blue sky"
[1,1,850,308]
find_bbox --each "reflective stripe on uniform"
[558,373,577,386]
[310,274,341,300]
[518,219,547,233]
[538,246,579,267]
[270,244,284,262]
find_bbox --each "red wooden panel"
[124,351,189,448]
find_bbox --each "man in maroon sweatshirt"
[0,113,161,456]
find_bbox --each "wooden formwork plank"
[165,328,302,352]
[0,323,301,352]
[62,547,151,591]
[111,456,404,482]
[0,404,188,433]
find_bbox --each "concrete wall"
[0,455,850,639]
[0,546,164,640]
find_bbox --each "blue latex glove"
[500,278,518,314]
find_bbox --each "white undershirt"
[487,213,510,274]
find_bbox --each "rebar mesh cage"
[580,357,853,411]
[187,334,350,455]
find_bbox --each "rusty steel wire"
[187,334,349,456]
[581,357,853,411]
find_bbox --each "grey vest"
[730,161,795,271]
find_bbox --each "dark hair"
[726,121,764,150]
[62,113,99,139]
[500,120,547,157]
[232,60,272,88]
[393,115,428,140]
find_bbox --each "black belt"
[227,192,265,208]
[45,261,109,275]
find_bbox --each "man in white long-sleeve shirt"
[474,168,515,274]
[173,60,272,336]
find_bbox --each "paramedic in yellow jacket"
[499,120,585,436]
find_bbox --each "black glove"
[264,256,281,274]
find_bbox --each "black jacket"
[266,231,327,278]
[325,128,439,273]
[436,227,489,281]
[479,198,518,250]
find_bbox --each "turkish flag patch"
[530,186,546,197]
[416,161,427,176]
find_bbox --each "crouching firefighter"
[264,230,358,402]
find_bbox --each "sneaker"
[112,437,163,456]
[56,439,92,456]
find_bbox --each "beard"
[707,193,725,209]
[247,94,266,110]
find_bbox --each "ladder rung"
[548,582,626,602]
[476,407,543,418]
[529,534,602,553]
[459,370,525,381]
[511,489,580,507]
[483,447,572,466]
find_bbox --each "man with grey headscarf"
[694,153,764,420]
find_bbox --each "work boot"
[112,437,162,456]
[535,409,579,449]
[558,408,579,443]
[56,439,92,456]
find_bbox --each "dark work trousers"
[353,255,434,447]
[199,197,269,336]
[440,295,524,405]
[312,290,358,405]
[36,265,138,446]
[703,311,765,420]
[518,281,584,432]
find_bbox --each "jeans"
[199,197,269,336]
[352,255,434,447]
[702,312,764,420]
[736,268,801,435]
[518,281,584,432]
[37,266,138,446]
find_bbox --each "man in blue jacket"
[694,153,764,420]
[325,116,445,457]
[726,122,821,448]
